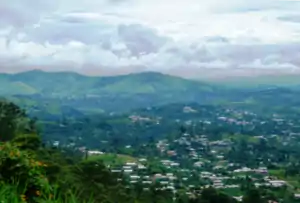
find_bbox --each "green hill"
[3,70,299,115]
[0,70,222,113]
[0,70,215,97]
[206,74,300,88]
[0,74,37,95]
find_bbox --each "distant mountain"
[0,70,215,96]
[206,74,300,88]
[2,70,299,115]
[0,70,225,113]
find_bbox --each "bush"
[0,142,49,202]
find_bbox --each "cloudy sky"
[1,0,300,79]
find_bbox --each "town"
[49,104,300,202]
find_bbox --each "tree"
[0,142,50,202]
[0,101,35,142]
[179,126,187,134]
[12,134,41,151]
[242,188,265,203]
[70,159,132,202]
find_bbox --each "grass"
[268,169,286,180]
[221,187,243,197]
[0,81,37,96]
[222,134,260,144]
[268,169,300,192]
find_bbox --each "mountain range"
[0,70,224,114]
[0,70,218,96]
[1,70,299,116]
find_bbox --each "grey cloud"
[106,0,131,4]
[23,14,171,57]
[203,36,230,43]
[3,30,300,76]
[24,18,115,45]
[0,0,56,28]
[278,15,300,23]
[213,44,300,65]
[59,15,92,24]
[1,0,300,78]
[215,0,300,14]
[163,43,215,63]
[117,24,170,55]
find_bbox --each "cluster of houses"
[108,160,178,192]
[92,128,293,201]
[50,105,300,201]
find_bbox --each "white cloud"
[0,0,300,77]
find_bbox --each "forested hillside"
[2,72,300,203]
[0,71,222,113]
[0,100,246,203]
[2,71,300,116]
[2,98,300,202]
[3,0,300,201]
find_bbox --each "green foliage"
[3,96,299,203]
[13,134,41,151]
[0,70,223,113]
[242,188,266,203]
[0,142,49,202]
[200,187,238,203]
[0,71,216,97]
[0,100,181,202]
[88,153,136,166]
[0,101,31,141]
[209,74,300,88]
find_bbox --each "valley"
[2,71,300,202]
[2,0,300,202]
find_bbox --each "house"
[111,169,122,173]
[254,167,268,175]
[194,162,203,167]
[126,162,137,166]
[269,180,286,187]
[138,164,147,170]
[233,167,252,173]
[130,175,140,180]
[123,169,133,173]
[87,150,104,155]
[233,196,243,202]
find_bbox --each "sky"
[1,0,300,79]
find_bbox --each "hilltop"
[2,70,300,116]
[205,74,300,88]
[0,70,223,113]
[0,70,216,97]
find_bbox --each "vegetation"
[3,71,300,202]
[0,100,243,202]
[0,71,221,113]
